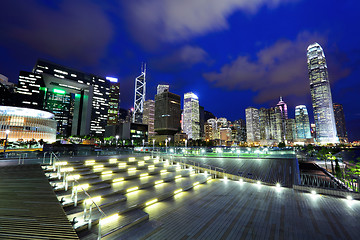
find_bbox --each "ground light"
[84,196,101,205]
[257,181,261,185]
[174,189,183,194]
[224,176,228,181]
[127,187,139,193]
[100,214,119,225]
[155,180,163,185]
[311,190,316,195]
[145,199,158,206]
[239,179,243,183]
[113,178,124,183]
[276,183,281,188]
[347,195,353,201]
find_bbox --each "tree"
[278,142,286,148]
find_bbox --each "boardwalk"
[118,179,360,240]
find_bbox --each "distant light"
[106,76,118,83]
[276,183,281,188]
[257,181,261,185]
[311,190,316,195]
[347,195,353,201]
[239,179,243,183]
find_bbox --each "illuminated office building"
[0,74,17,106]
[106,77,120,125]
[143,100,155,137]
[295,105,311,139]
[154,90,181,135]
[285,118,296,142]
[0,106,56,143]
[333,103,348,142]
[245,107,260,143]
[307,43,338,143]
[33,59,110,136]
[183,92,200,140]
[17,71,46,109]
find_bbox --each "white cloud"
[121,0,294,49]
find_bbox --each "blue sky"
[1,0,360,140]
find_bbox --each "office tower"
[16,71,46,109]
[154,90,181,135]
[307,43,338,143]
[295,105,312,139]
[133,64,146,123]
[285,119,296,142]
[219,127,232,144]
[204,110,215,122]
[269,107,283,142]
[204,122,213,141]
[33,59,109,136]
[235,119,247,142]
[259,108,271,140]
[119,108,132,123]
[143,100,155,137]
[277,97,288,141]
[157,84,169,95]
[106,77,120,126]
[333,103,348,142]
[245,107,260,142]
[183,92,200,140]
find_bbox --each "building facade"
[143,100,155,137]
[154,91,181,135]
[245,107,260,143]
[157,84,169,95]
[295,105,312,139]
[333,103,348,142]
[33,59,110,137]
[0,106,56,143]
[106,77,120,126]
[307,43,338,143]
[183,92,200,140]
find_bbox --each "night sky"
[1,0,360,141]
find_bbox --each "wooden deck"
[0,164,79,239]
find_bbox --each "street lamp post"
[165,139,168,154]
[116,135,119,148]
[185,139,187,156]
[3,129,10,154]
[142,139,145,148]
[168,137,171,154]
[123,140,125,146]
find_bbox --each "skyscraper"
[295,105,312,139]
[277,96,288,141]
[33,59,109,136]
[245,107,260,143]
[154,90,181,135]
[106,77,120,126]
[157,84,169,95]
[133,64,146,123]
[143,100,155,137]
[183,92,200,140]
[307,43,338,143]
[333,103,348,142]
[17,71,46,110]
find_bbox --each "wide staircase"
[44,155,211,239]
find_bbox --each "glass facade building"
[143,100,155,137]
[154,91,181,135]
[0,106,56,143]
[307,43,338,143]
[183,92,200,140]
[295,105,312,139]
[245,107,260,143]
[106,77,120,126]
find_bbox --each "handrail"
[70,177,106,240]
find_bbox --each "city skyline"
[1,1,359,140]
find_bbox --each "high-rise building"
[269,107,283,142]
[245,107,260,143]
[259,108,271,140]
[276,97,288,141]
[17,71,46,110]
[285,118,296,142]
[295,105,311,139]
[143,100,155,137]
[204,122,213,141]
[106,77,120,126]
[307,43,338,143]
[183,92,200,140]
[33,59,110,137]
[133,64,146,123]
[333,103,348,143]
[157,84,169,95]
[154,91,181,135]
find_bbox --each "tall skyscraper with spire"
[133,64,146,123]
[307,43,338,143]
